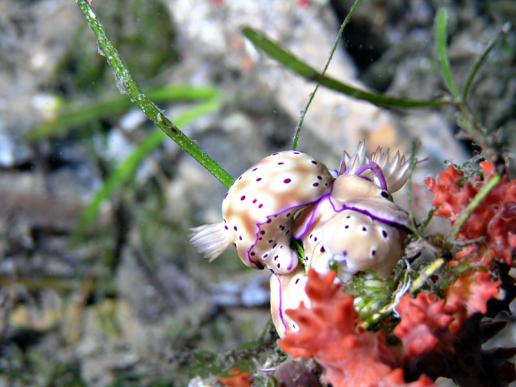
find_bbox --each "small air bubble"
[114,77,128,96]
[156,112,166,124]
[96,42,105,57]
[88,8,97,19]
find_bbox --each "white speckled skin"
[222,151,333,274]
[294,174,409,278]
[300,203,405,278]
[269,267,309,337]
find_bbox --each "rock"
[401,113,468,172]
[274,360,322,387]
[168,0,398,156]
[0,0,79,132]
[209,273,269,308]
[0,125,32,168]
[0,172,87,231]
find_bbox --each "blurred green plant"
[76,0,234,189]
[25,86,219,141]
[292,0,363,150]
[244,8,510,161]
[45,362,87,387]
[434,8,460,100]
[55,0,176,94]
[462,23,511,102]
[434,8,510,155]
[74,96,220,237]
[242,27,451,110]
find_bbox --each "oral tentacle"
[354,161,388,191]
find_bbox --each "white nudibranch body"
[294,174,409,279]
[190,143,412,337]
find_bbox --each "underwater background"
[0,0,514,385]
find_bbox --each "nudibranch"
[191,143,412,337]
[190,151,333,274]
[294,143,411,278]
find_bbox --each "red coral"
[395,270,500,355]
[425,162,516,265]
[378,369,435,387]
[218,368,252,387]
[424,165,473,220]
[462,162,516,264]
[450,245,490,266]
[394,292,454,357]
[445,271,500,317]
[486,198,516,264]
[279,270,435,387]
